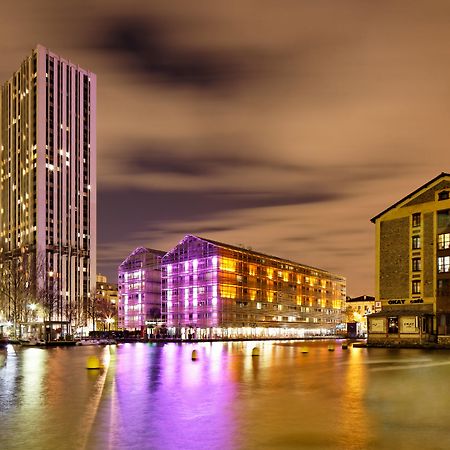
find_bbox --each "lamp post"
[28,302,37,317]
[105,317,114,332]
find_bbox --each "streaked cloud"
[1,0,450,294]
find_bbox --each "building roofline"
[119,246,166,268]
[190,234,344,279]
[346,295,375,302]
[370,172,450,223]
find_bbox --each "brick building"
[369,173,450,345]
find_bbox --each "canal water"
[2,340,450,450]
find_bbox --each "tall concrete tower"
[0,45,96,332]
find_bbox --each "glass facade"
[118,247,166,330]
[161,235,346,339]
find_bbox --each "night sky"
[2,0,450,295]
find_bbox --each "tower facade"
[0,45,96,332]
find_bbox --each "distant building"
[369,173,450,345]
[161,235,346,339]
[95,274,118,331]
[0,45,96,335]
[118,247,166,331]
[345,295,377,336]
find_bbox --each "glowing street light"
[105,317,115,331]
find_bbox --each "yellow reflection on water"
[338,348,375,448]
[22,348,47,410]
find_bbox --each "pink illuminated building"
[118,247,166,331]
[161,235,346,339]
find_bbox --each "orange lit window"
[219,257,236,272]
[220,285,236,298]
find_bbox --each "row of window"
[411,233,450,250]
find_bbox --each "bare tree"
[0,251,35,337]
[95,295,117,331]
[80,288,96,332]
[37,274,60,323]
[65,297,85,338]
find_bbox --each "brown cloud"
[2,0,450,294]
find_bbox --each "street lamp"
[105,317,114,332]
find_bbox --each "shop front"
[367,310,435,346]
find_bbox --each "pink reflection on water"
[108,343,236,450]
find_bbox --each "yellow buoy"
[86,355,102,370]
[342,343,348,350]
[191,349,199,361]
[252,347,260,356]
[301,346,309,354]
[328,345,335,352]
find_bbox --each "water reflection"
[3,342,450,449]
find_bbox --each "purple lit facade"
[118,247,166,331]
[161,235,346,339]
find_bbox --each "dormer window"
[438,191,449,201]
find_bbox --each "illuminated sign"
[387,298,424,305]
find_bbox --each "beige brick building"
[369,173,450,345]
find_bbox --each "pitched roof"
[346,295,375,303]
[370,172,450,223]
[119,247,166,267]
[185,234,343,279]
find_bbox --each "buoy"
[328,345,335,352]
[301,346,309,353]
[342,343,348,350]
[252,347,260,356]
[191,349,198,361]
[86,355,102,370]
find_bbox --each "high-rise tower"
[0,45,96,333]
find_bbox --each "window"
[438,233,450,250]
[412,213,421,227]
[412,235,421,249]
[438,209,450,228]
[438,191,450,201]
[412,280,421,294]
[438,256,450,273]
[388,317,399,334]
[438,279,450,296]
[412,258,421,272]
